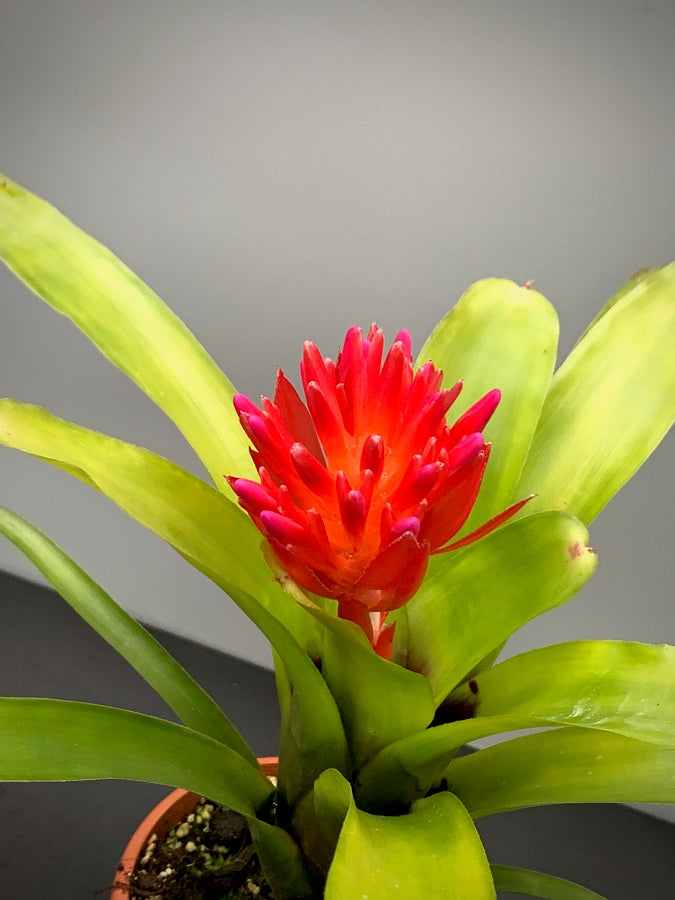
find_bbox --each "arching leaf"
[323,769,496,899]
[515,263,675,523]
[0,505,254,759]
[490,865,606,899]
[0,401,348,787]
[444,729,675,818]
[447,640,675,746]
[0,698,270,813]
[0,174,253,488]
[418,278,558,531]
[403,512,597,703]
[357,641,675,810]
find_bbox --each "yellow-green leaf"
[356,640,675,810]
[0,505,254,759]
[490,865,606,900]
[515,263,675,523]
[324,770,495,899]
[445,729,675,818]
[0,698,271,813]
[418,278,558,531]
[404,512,597,703]
[447,640,675,746]
[0,174,253,488]
[312,608,435,768]
[0,400,349,782]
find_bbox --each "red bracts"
[228,325,526,658]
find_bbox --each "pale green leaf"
[0,697,314,897]
[311,608,435,767]
[447,640,675,746]
[0,174,253,487]
[357,641,675,810]
[572,267,655,349]
[0,401,349,785]
[0,399,299,640]
[490,865,606,900]
[0,698,271,814]
[514,263,675,523]
[324,771,496,899]
[418,278,558,530]
[355,714,536,811]
[248,818,315,900]
[445,728,675,818]
[292,767,353,878]
[403,512,597,703]
[0,505,254,760]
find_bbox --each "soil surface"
[120,798,276,899]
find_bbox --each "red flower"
[228,325,528,658]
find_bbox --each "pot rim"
[110,756,279,898]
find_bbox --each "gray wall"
[1,0,673,697]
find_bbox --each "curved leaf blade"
[447,640,675,746]
[358,641,675,809]
[0,174,253,487]
[572,267,655,349]
[291,767,353,879]
[490,865,606,900]
[0,399,312,649]
[0,505,254,760]
[312,607,435,767]
[515,263,675,523]
[324,771,496,899]
[0,401,349,785]
[403,512,597,703]
[0,698,271,814]
[356,714,540,811]
[0,697,315,897]
[248,818,315,900]
[444,729,675,818]
[418,278,558,531]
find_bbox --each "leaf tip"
[567,538,597,562]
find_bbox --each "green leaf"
[357,640,675,810]
[514,263,675,523]
[310,607,435,768]
[0,174,253,487]
[248,818,315,900]
[0,401,349,785]
[0,697,315,898]
[0,698,271,814]
[417,278,558,531]
[403,512,597,703]
[447,640,675,746]
[0,505,254,760]
[355,714,533,811]
[444,728,675,818]
[0,399,304,642]
[323,771,495,899]
[490,865,606,900]
[292,767,354,878]
[572,267,655,349]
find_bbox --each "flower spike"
[230,325,522,657]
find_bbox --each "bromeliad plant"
[0,175,674,900]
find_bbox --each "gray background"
[1,0,673,820]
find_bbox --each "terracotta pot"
[110,757,279,898]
